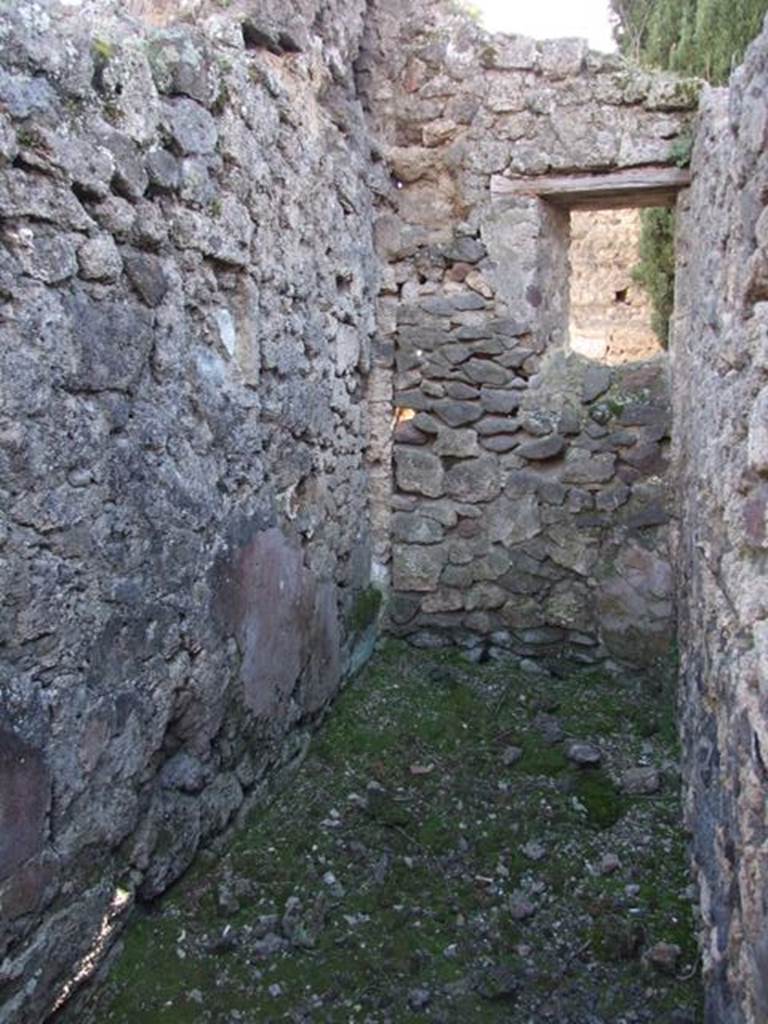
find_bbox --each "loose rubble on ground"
[74,641,701,1023]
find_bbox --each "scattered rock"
[408,987,432,1010]
[566,741,602,767]
[207,926,238,955]
[321,871,345,898]
[521,840,547,862]
[253,915,279,938]
[215,881,240,915]
[501,745,523,767]
[533,713,565,745]
[645,942,682,975]
[252,932,286,958]
[597,852,621,875]
[77,644,699,1022]
[533,695,561,713]
[508,891,537,920]
[281,896,303,941]
[477,964,520,1001]
[621,767,662,795]
[591,915,645,962]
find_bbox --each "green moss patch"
[74,643,702,1024]
[571,768,627,829]
[348,586,383,633]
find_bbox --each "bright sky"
[475,0,616,52]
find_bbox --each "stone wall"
[5,1,768,1021]
[570,208,662,363]
[360,0,697,665]
[674,24,768,1024]
[0,2,380,1021]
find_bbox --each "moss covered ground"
[74,642,702,1023]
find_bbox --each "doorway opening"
[568,208,665,364]
[491,167,687,366]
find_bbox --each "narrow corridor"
[74,643,700,1024]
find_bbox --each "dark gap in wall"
[241,20,302,55]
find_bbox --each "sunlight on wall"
[52,887,133,1015]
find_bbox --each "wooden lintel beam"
[491,166,691,209]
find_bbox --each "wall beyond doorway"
[569,208,663,364]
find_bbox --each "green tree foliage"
[631,209,676,343]
[609,0,657,62]
[610,0,768,344]
[610,0,768,83]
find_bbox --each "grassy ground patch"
[72,642,702,1023]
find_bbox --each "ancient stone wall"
[360,0,697,665]
[570,208,662,363]
[674,25,768,1024]
[0,2,380,1020]
[6,1,768,1021]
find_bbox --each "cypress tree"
[611,0,768,344]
